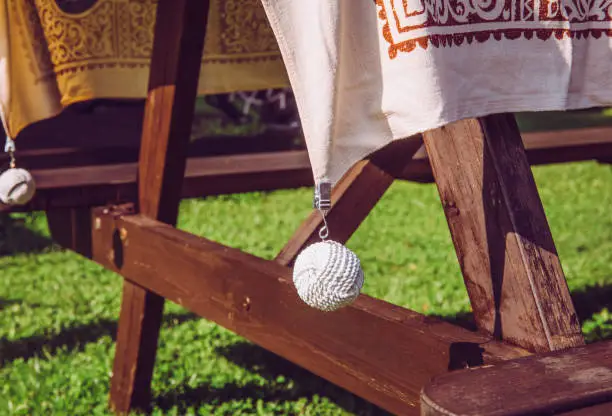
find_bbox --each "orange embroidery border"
[376,0,612,59]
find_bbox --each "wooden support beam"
[276,137,423,266]
[422,115,584,353]
[421,340,612,416]
[4,131,303,171]
[91,209,529,415]
[3,126,612,214]
[136,3,209,223]
[0,151,313,213]
[109,0,210,413]
[399,126,612,183]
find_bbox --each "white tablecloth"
[262,0,612,184]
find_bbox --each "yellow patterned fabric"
[0,0,289,138]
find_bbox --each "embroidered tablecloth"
[261,0,612,184]
[0,0,288,137]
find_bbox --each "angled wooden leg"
[276,137,423,267]
[109,0,210,413]
[422,115,584,353]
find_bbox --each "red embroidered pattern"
[376,0,612,58]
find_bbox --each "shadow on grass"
[433,312,478,332]
[433,283,612,342]
[571,284,612,321]
[154,341,389,416]
[154,380,313,413]
[0,214,54,256]
[572,283,612,342]
[0,298,21,311]
[0,312,198,365]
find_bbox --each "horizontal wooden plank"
[3,132,302,171]
[421,340,612,416]
[8,125,612,173]
[0,133,304,170]
[401,126,612,182]
[0,151,313,212]
[3,126,611,212]
[89,209,529,415]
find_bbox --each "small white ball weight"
[292,240,364,312]
[0,168,36,206]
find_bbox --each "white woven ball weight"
[0,168,36,206]
[293,240,364,311]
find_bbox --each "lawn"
[0,113,612,414]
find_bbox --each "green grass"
[0,161,611,415]
[1,107,612,414]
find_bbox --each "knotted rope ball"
[0,167,36,206]
[292,240,364,311]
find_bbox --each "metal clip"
[4,137,15,154]
[4,137,15,168]
[313,179,332,211]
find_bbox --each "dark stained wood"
[563,402,612,416]
[520,126,612,165]
[7,109,612,178]
[91,209,529,416]
[422,115,584,353]
[275,160,391,266]
[399,126,612,183]
[5,132,302,171]
[2,126,611,214]
[421,340,612,416]
[12,97,302,170]
[276,137,422,267]
[46,208,93,258]
[137,3,208,223]
[0,151,313,213]
[109,0,210,414]
[111,281,166,415]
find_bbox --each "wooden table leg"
[109,0,210,413]
[276,137,423,266]
[422,115,584,353]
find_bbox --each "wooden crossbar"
[402,125,612,182]
[7,151,312,212]
[87,207,528,415]
[4,126,612,214]
[10,110,612,173]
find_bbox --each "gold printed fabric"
[2,0,288,137]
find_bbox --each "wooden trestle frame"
[11,0,612,414]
